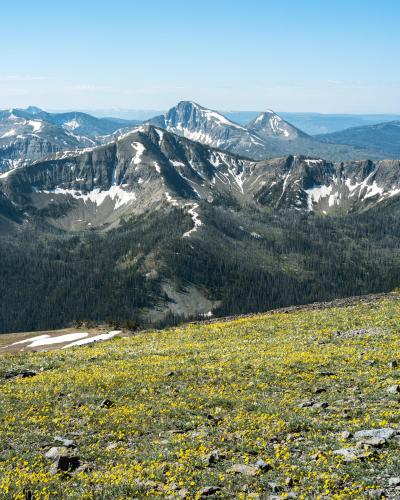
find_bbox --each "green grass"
[1,298,400,498]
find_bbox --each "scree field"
[1,295,400,499]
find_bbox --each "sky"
[1,0,400,113]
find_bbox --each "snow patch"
[24,332,89,348]
[39,185,136,209]
[183,203,203,238]
[63,330,121,348]
[28,120,43,132]
[63,119,80,130]
[1,129,17,138]
[165,192,180,207]
[155,128,164,142]
[131,142,145,165]
[170,160,186,168]
[306,184,333,210]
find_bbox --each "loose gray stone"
[197,486,221,497]
[227,464,259,476]
[357,437,386,448]
[354,428,397,440]
[256,459,272,472]
[45,446,68,460]
[333,448,358,461]
[54,436,75,448]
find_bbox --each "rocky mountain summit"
[147,101,377,161]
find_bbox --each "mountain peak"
[247,111,306,139]
[175,100,202,109]
[146,101,249,147]
[24,106,44,115]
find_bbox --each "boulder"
[197,486,221,497]
[353,428,397,440]
[227,464,259,476]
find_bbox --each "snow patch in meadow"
[11,334,51,346]
[11,332,89,348]
[62,330,121,348]
[29,332,89,347]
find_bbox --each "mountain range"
[1,120,400,333]
[2,124,400,227]
[147,101,376,161]
[316,120,400,157]
[0,106,139,173]
[2,101,399,180]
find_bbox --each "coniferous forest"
[1,201,400,334]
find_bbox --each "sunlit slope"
[1,296,400,498]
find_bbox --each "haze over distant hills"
[316,121,400,158]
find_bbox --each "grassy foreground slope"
[1,297,400,498]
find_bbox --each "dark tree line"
[1,201,400,334]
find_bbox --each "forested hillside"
[2,201,400,333]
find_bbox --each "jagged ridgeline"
[1,122,400,333]
[0,106,140,173]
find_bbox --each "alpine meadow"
[1,1,400,498]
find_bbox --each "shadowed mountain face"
[1,125,399,233]
[0,107,140,174]
[146,101,379,161]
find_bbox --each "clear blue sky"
[2,0,399,113]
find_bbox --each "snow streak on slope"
[131,142,146,165]
[183,203,203,238]
[39,186,137,209]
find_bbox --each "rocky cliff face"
[1,125,400,233]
